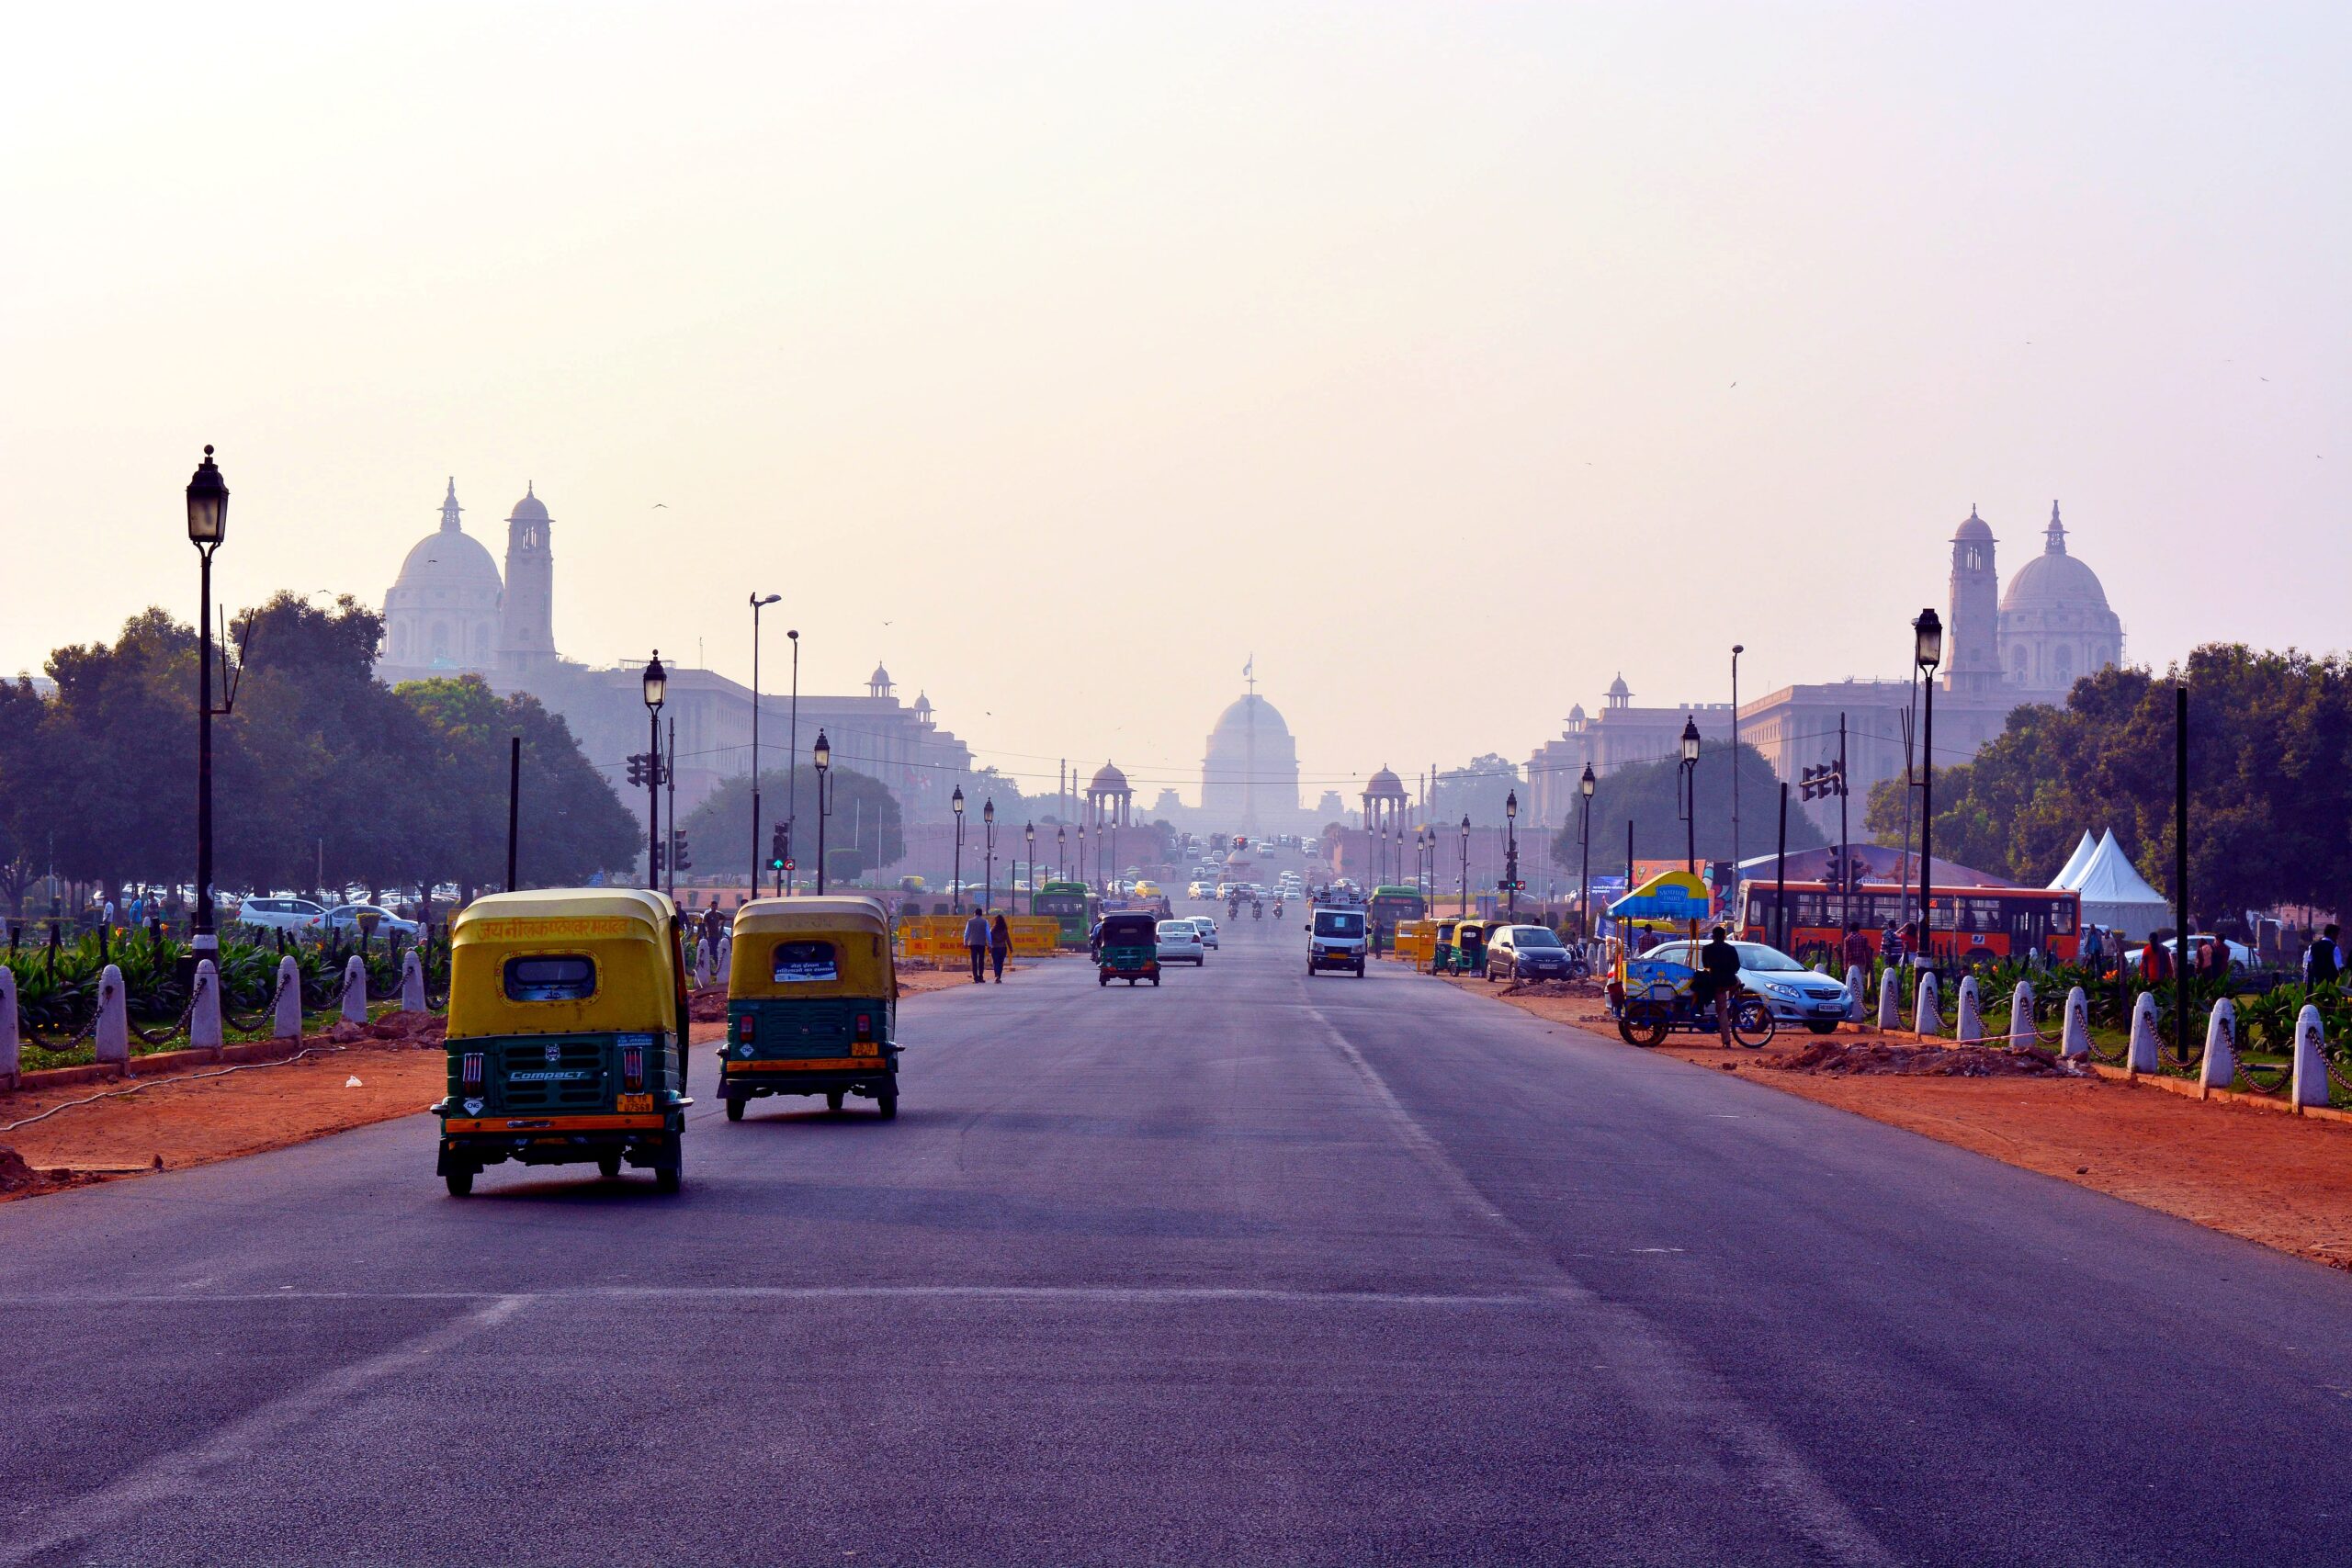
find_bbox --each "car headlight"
[1758,980,1801,998]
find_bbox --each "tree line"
[1549,745,1826,872]
[1863,644,2352,923]
[0,595,640,916]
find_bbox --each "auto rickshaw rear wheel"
[444,1167,474,1198]
[876,1091,899,1121]
[725,1095,745,1122]
[656,1157,682,1195]
[826,1089,845,1112]
[597,1151,623,1178]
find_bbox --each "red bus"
[1737,880,2081,968]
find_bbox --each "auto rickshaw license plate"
[852,1039,879,1057]
[616,1092,654,1112]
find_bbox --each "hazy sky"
[6,2,2346,806]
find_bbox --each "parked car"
[322,903,421,940]
[1155,919,1207,966]
[1189,916,1219,950]
[1486,925,1581,982]
[233,896,326,933]
[2122,935,2253,971]
[1636,939,1850,1032]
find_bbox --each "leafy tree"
[1549,744,1824,870]
[1431,755,1521,826]
[40,609,195,900]
[0,677,55,916]
[1861,645,2352,921]
[676,765,904,884]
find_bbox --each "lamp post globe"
[187,446,229,956]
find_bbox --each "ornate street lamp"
[1913,607,1944,971]
[983,797,997,913]
[1025,821,1036,913]
[1504,789,1520,919]
[1057,823,1067,884]
[811,728,832,894]
[1578,763,1597,947]
[951,785,966,913]
[749,593,780,892]
[186,446,229,960]
[1676,716,1702,876]
[1458,814,1471,917]
[643,652,666,890]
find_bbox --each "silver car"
[1637,939,1851,1033]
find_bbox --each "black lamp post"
[1076,822,1086,896]
[185,446,228,960]
[1912,607,1944,971]
[983,797,997,913]
[1677,716,1702,940]
[1731,643,1744,870]
[1025,822,1036,913]
[1504,790,1520,919]
[951,786,966,912]
[786,628,799,887]
[1458,815,1471,917]
[1057,824,1067,884]
[811,728,832,895]
[643,652,667,891]
[1577,764,1597,944]
[749,592,780,893]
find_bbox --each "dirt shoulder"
[1445,973,2352,1271]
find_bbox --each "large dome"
[391,528,502,600]
[2001,507,2110,614]
[1212,693,1291,739]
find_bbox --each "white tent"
[2069,829,2171,939]
[2049,830,2098,890]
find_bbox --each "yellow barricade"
[1391,919,1434,966]
[896,913,1063,963]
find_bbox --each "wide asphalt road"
[6,906,2352,1565]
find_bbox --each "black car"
[1486,925,1579,982]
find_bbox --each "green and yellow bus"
[1367,885,1428,948]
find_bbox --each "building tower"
[1945,505,2002,693]
[496,483,558,677]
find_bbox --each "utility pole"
[506,735,521,892]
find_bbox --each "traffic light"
[1798,762,1848,802]
[768,821,790,872]
[650,840,665,877]
[670,829,692,874]
[626,753,647,788]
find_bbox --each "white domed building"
[1200,692,1302,830]
[1999,503,2123,694]
[380,480,506,675]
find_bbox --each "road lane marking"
[0,1284,1573,1309]
[0,1294,529,1566]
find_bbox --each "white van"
[1306,906,1367,976]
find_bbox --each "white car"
[2124,935,2252,971]
[1156,919,1207,965]
[1187,881,1216,899]
[1189,916,1220,950]
[233,896,325,933]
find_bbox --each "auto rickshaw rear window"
[771,940,841,983]
[503,954,596,1001]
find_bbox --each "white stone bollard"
[0,967,18,1090]
[718,935,732,978]
[340,955,369,1025]
[1844,965,1868,1022]
[2291,1004,2330,1110]
[2009,981,2037,1052]
[2061,987,2090,1059]
[94,964,129,1072]
[1878,969,1902,1031]
[400,951,426,1012]
[1955,975,1984,1043]
[273,955,303,1040]
[1914,972,1941,1037]
[695,941,713,989]
[188,958,223,1051]
[2199,998,2238,1095]
[2126,991,2161,1074]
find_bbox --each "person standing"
[964,907,989,984]
[2306,924,2344,988]
[1699,925,1743,1046]
[1841,921,1872,976]
[989,913,1011,983]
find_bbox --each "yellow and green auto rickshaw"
[1096,910,1161,987]
[1452,919,1493,976]
[433,887,692,1197]
[1430,916,1464,974]
[720,896,900,1121]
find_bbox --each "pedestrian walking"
[1841,921,1872,974]
[1698,925,1742,1045]
[964,908,989,984]
[2305,923,2344,988]
[2082,925,2104,971]
[989,913,1011,983]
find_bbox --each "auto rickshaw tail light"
[621,1045,645,1091]
[854,1012,873,1042]
[739,1014,756,1042]
[460,1053,484,1089]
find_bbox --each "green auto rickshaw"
[1452,919,1493,976]
[720,895,900,1121]
[1430,916,1463,974]
[1096,910,1161,987]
